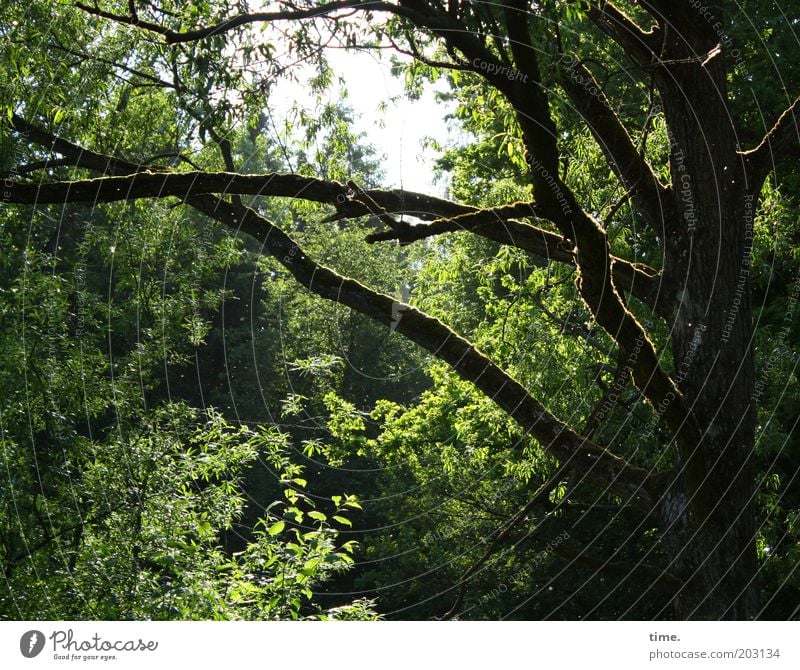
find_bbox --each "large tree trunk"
[655,4,759,618]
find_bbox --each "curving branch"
[741,95,800,191]
[0,158,74,177]
[4,170,661,309]
[190,193,659,509]
[363,202,661,308]
[558,58,670,232]
[586,1,659,67]
[73,0,510,96]
[75,0,378,43]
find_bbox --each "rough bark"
[642,1,758,619]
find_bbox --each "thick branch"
[198,195,654,510]
[187,195,660,511]
[571,217,699,446]
[559,58,669,232]
[503,0,561,183]
[2,170,343,204]
[8,114,138,176]
[472,8,695,442]
[3,171,660,308]
[75,1,409,43]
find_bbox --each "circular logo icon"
[20,630,45,658]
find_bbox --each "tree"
[3,0,800,619]
[0,403,377,620]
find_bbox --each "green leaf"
[267,521,285,536]
[333,515,352,527]
[308,510,327,522]
[301,558,321,575]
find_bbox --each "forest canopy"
[1,0,800,621]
